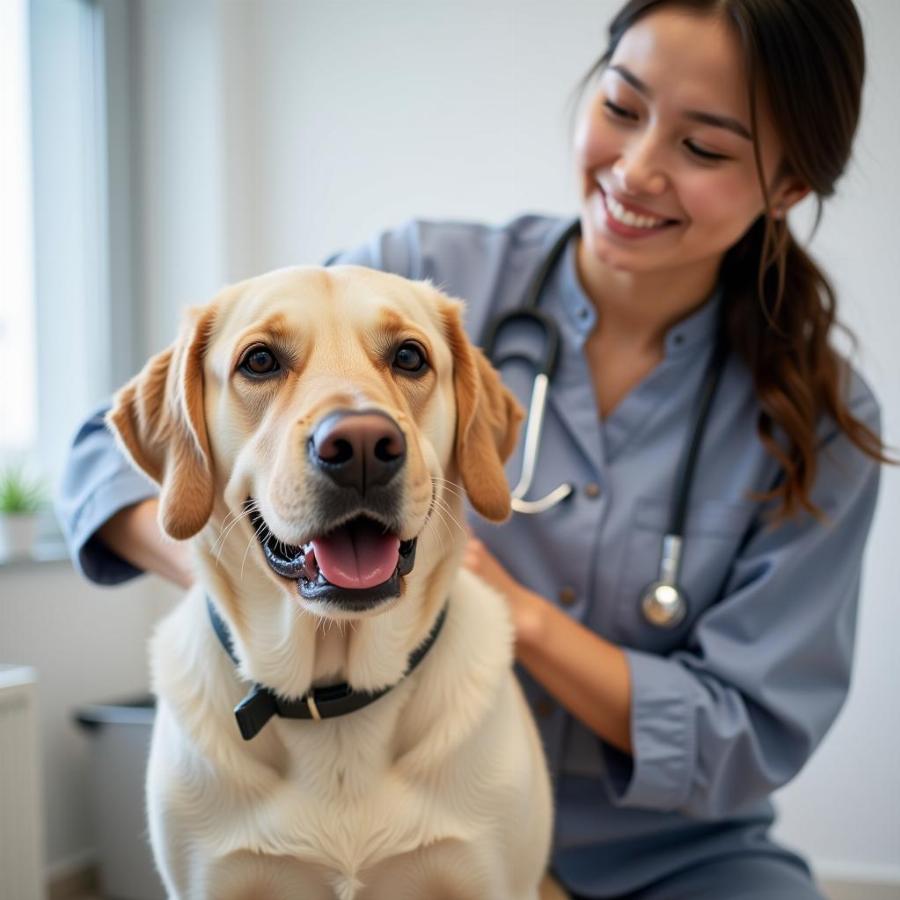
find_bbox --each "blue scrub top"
[57,214,882,897]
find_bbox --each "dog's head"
[108,266,521,622]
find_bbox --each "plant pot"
[0,513,39,560]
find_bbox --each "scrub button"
[584,482,601,499]
[558,587,577,607]
[535,697,555,718]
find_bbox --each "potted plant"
[0,465,46,560]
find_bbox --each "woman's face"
[575,8,799,280]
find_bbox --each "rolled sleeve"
[603,650,699,811]
[55,405,157,584]
[601,385,882,819]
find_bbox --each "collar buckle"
[305,693,322,721]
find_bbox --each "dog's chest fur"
[149,575,516,897]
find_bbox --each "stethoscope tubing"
[482,222,579,513]
[483,218,729,627]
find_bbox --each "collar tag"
[234,687,278,741]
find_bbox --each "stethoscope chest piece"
[640,581,688,628]
[639,533,689,628]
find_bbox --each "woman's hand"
[462,535,545,649]
[463,533,633,753]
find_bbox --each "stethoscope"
[482,220,729,629]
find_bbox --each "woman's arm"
[465,384,882,817]
[464,537,633,755]
[98,498,193,589]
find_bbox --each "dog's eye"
[393,341,428,375]
[239,345,281,378]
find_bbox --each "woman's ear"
[106,305,217,540]
[441,300,524,522]
[771,176,810,219]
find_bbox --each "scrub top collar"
[558,233,724,357]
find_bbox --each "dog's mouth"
[247,501,417,610]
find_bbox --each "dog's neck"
[206,595,449,740]
[191,511,463,700]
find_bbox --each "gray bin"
[75,696,165,900]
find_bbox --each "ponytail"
[722,215,891,522]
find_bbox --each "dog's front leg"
[363,837,539,900]
[145,707,198,900]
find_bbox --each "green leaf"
[0,465,47,514]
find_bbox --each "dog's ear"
[106,305,217,540]
[442,301,524,522]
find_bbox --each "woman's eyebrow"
[608,64,753,141]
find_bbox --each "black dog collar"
[207,597,448,741]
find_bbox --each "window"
[0,0,36,456]
[26,0,127,485]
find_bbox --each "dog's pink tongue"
[311,521,400,590]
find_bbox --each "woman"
[58,0,889,897]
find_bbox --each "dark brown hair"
[578,0,891,521]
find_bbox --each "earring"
[772,205,786,220]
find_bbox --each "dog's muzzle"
[249,409,421,612]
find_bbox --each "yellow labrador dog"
[108,266,555,900]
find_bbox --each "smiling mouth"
[247,501,418,611]
[593,180,680,229]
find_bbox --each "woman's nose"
[612,131,668,196]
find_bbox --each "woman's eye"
[392,341,428,375]
[685,140,730,162]
[239,346,281,377]
[604,99,635,120]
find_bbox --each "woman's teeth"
[604,193,668,229]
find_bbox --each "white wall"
[0,564,178,877]
[6,0,896,884]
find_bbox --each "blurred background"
[1,1,897,898]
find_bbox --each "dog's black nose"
[310,410,406,493]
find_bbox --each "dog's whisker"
[239,514,269,581]
[430,484,467,506]
[430,512,451,556]
[239,537,255,581]
[429,498,455,546]
[429,475,467,497]
[425,499,447,549]
[431,490,462,520]
[431,475,465,496]
[213,502,257,550]
[213,520,248,569]
[213,509,238,545]
[427,496,460,556]
[214,508,255,559]
[211,511,241,555]
[427,478,468,544]
[431,493,466,537]
[429,477,469,519]
[212,506,256,563]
